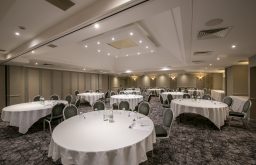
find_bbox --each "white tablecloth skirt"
[78,93,104,106]
[110,96,143,110]
[171,101,228,129]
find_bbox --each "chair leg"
[43,120,45,131]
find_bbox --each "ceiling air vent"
[192,60,204,63]
[45,0,75,11]
[48,44,57,48]
[193,51,213,56]
[198,27,232,40]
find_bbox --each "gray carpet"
[1,97,256,165]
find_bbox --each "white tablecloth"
[211,90,225,101]
[121,90,141,95]
[146,89,162,95]
[230,96,249,112]
[171,99,228,129]
[48,110,156,165]
[161,92,184,100]
[110,95,143,110]
[188,90,204,96]
[1,100,67,134]
[78,93,104,106]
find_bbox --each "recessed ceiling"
[1,0,256,74]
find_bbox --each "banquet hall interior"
[0,0,256,164]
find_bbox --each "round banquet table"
[110,94,143,110]
[146,88,162,95]
[77,92,104,106]
[1,100,67,134]
[121,90,141,95]
[48,110,156,165]
[160,92,184,100]
[188,90,204,96]
[171,99,228,129]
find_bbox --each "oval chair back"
[50,95,59,100]
[192,91,197,98]
[33,95,41,101]
[51,103,66,120]
[202,94,211,100]
[110,91,116,96]
[65,95,72,104]
[63,104,78,120]
[167,94,173,103]
[223,96,233,107]
[138,102,150,116]
[75,99,80,108]
[159,95,164,104]
[242,100,252,114]
[119,101,130,110]
[112,103,118,110]
[183,94,190,99]
[74,90,79,96]
[148,94,152,102]
[93,101,105,110]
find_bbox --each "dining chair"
[110,91,116,96]
[183,93,191,99]
[75,99,80,108]
[155,108,173,139]
[118,101,130,110]
[63,104,78,120]
[93,100,105,110]
[160,95,170,108]
[65,95,72,104]
[43,103,65,133]
[223,96,233,108]
[112,103,118,110]
[202,94,211,100]
[74,90,79,96]
[167,94,173,104]
[138,101,150,116]
[33,95,41,101]
[50,94,59,100]
[147,94,153,103]
[228,100,252,128]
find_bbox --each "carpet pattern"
[1,97,256,165]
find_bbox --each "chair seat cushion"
[155,125,167,137]
[229,111,244,117]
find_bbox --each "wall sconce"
[169,74,176,80]
[130,75,138,81]
[196,73,205,80]
[150,75,156,80]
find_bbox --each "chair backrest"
[119,91,125,94]
[202,94,211,100]
[33,95,41,101]
[167,94,173,103]
[138,101,150,116]
[105,91,110,98]
[119,101,130,110]
[223,96,233,107]
[163,109,173,128]
[148,94,152,102]
[65,95,72,104]
[178,88,181,92]
[50,95,59,100]
[132,91,136,95]
[93,101,105,110]
[63,104,78,120]
[112,103,118,110]
[184,89,188,93]
[51,103,66,119]
[183,93,191,99]
[75,99,80,108]
[159,95,164,104]
[192,91,197,97]
[110,91,116,96]
[242,100,252,113]
[74,90,79,96]
[96,89,100,93]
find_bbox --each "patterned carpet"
[1,97,256,165]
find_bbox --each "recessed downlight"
[97,41,100,45]
[126,70,132,73]
[35,62,38,65]
[209,63,212,66]
[94,23,100,29]
[139,40,142,44]
[83,68,86,71]
[84,44,88,48]
[137,52,141,55]
[97,49,101,53]
[217,57,220,60]
[150,50,154,53]
[126,54,129,57]
[107,53,110,56]
[111,37,115,41]
[145,46,149,49]
[31,50,35,54]
[231,44,236,48]
[15,32,20,36]
[129,32,134,36]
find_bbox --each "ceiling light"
[137,52,141,55]
[209,63,212,66]
[145,46,149,49]
[231,44,236,48]
[126,54,129,57]
[161,67,170,71]
[6,54,12,59]
[97,49,101,53]
[31,50,35,54]
[139,40,142,44]
[126,70,132,73]
[150,50,154,53]
[115,56,118,58]
[83,68,86,71]
[129,32,134,36]
[84,44,88,48]
[35,62,38,65]
[107,53,110,56]
[15,32,20,36]
[94,23,100,29]
[111,37,115,41]
[97,41,100,45]
[217,57,220,60]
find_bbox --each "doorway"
[250,67,256,119]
